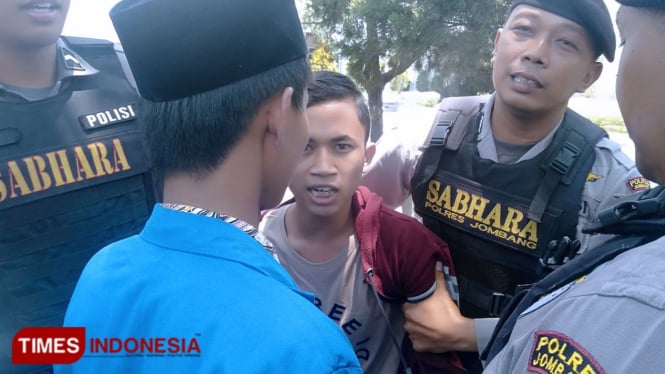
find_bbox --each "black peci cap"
[110,0,308,102]
[616,0,665,8]
[509,0,616,62]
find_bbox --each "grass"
[588,116,628,134]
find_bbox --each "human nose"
[310,148,336,176]
[521,36,549,66]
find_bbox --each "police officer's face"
[0,0,70,48]
[289,99,372,218]
[616,6,665,185]
[492,5,602,115]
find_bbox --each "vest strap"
[528,117,606,222]
[414,96,486,189]
[458,277,514,317]
[429,110,461,146]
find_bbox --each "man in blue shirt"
[55,0,361,373]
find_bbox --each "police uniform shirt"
[484,235,665,374]
[0,38,99,103]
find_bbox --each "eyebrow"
[558,22,586,37]
[307,135,356,144]
[511,11,587,36]
[330,135,353,143]
[510,12,539,23]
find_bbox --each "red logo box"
[12,327,85,365]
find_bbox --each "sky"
[62,0,621,100]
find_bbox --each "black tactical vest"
[411,97,605,318]
[0,37,155,372]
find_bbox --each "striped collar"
[160,203,277,261]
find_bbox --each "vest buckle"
[430,120,453,146]
[550,141,581,175]
[489,292,512,317]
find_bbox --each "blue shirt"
[56,205,361,373]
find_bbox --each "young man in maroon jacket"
[260,71,467,374]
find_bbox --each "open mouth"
[511,75,542,89]
[308,186,337,198]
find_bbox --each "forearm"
[402,272,480,353]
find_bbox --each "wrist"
[453,316,478,352]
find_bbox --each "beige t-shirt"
[260,204,405,374]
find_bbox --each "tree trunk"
[367,83,385,142]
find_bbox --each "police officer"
[483,2,665,370]
[0,1,154,372]
[362,0,648,371]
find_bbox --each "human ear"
[364,143,376,165]
[576,62,603,93]
[266,87,295,145]
[362,143,376,174]
[491,29,503,64]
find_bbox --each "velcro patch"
[528,331,605,374]
[627,177,650,192]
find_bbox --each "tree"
[307,0,508,141]
[418,1,509,98]
[416,70,431,92]
[310,41,338,72]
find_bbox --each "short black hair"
[307,71,371,143]
[141,57,311,183]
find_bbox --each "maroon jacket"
[353,186,466,374]
[264,187,466,373]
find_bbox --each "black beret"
[509,0,616,62]
[110,0,308,102]
[616,0,665,8]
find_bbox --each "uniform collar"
[478,92,563,163]
[0,38,99,102]
[56,37,99,79]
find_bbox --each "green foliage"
[415,97,439,107]
[419,0,509,97]
[310,42,338,72]
[307,0,510,141]
[589,116,627,133]
[389,72,410,91]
